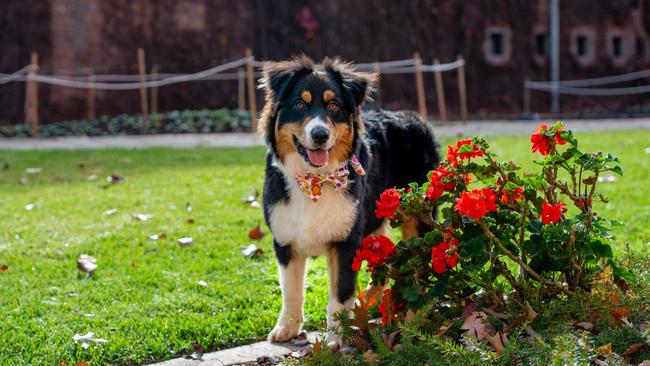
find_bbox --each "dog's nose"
[310,126,330,146]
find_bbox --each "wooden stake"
[373,62,382,109]
[524,77,531,114]
[151,64,159,124]
[414,52,427,119]
[433,58,447,122]
[457,55,468,124]
[245,48,258,132]
[238,68,245,110]
[24,52,39,137]
[137,48,149,134]
[87,74,96,120]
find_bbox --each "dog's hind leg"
[268,242,306,342]
[326,243,357,349]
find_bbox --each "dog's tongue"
[307,149,329,166]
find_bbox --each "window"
[491,33,504,55]
[636,37,645,58]
[612,36,623,58]
[576,36,588,56]
[535,33,548,56]
[484,26,512,65]
[570,27,595,66]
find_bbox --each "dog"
[259,56,440,345]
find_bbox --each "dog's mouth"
[293,135,331,167]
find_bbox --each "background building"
[1,0,650,124]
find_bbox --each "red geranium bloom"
[431,238,460,274]
[425,166,457,200]
[351,235,396,272]
[500,186,524,204]
[541,200,567,225]
[453,188,497,220]
[447,139,483,167]
[375,188,401,219]
[531,124,567,156]
[378,289,400,326]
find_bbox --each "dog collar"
[295,156,366,202]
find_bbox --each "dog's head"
[259,56,376,172]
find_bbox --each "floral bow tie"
[296,156,366,202]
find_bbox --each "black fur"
[261,58,440,305]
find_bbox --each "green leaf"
[459,237,485,258]
[589,240,614,258]
[610,165,623,176]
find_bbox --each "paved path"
[1,118,649,150]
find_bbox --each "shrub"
[0,108,251,137]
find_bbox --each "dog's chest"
[269,184,359,257]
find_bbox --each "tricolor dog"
[259,56,440,345]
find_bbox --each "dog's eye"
[295,101,306,110]
[327,102,339,111]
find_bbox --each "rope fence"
[2,48,468,137]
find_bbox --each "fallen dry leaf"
[461,311,491,340]
[248,224,265,240]
[25,167,42,174]
[73,332,108,349]
[148,233,166,240]
[290,332,310,346]
[240,244,263,258]
[19,176,28,185]
[187,343,203,361]
[363,349,379,364]
[482,307,508,320]
[132,214,152,221]
[2,163,9,170]
[0,264,8,273]
[290,349,312,358]
[576,321,594,331]
[380,330,400,351]
[483,331,507,355]
[186,218,195,224]
[78,163,87,169]
[131,261,138,269]
[178,237,194,247]
[596,343,612,355]
[107,174,123,183]
[73,362,89,366]
[76,255,97,277]
[312,337,324,355]
[622,342,645,356]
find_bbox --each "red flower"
[351,235,396,272]
[453,188,497,220]
[541,200,567,225]
[378,289,399,326]
[425,166,457,200]
[500,186,524,204]
[531,124,567,156]
[447,139,483,167]
[375,188,401,219]
[431,238,460,274]
[575,197,592,211]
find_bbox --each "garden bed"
[0,108,252,138]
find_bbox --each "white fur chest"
[269,182,359,257]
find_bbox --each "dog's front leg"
[326,242,357,348]
[268,242,306,342]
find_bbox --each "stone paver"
[1,118,649,150]
[152,333,319,366]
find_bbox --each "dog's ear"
[323,58,377,110]
[260,55,315,104]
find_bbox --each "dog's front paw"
[268,321,302,342]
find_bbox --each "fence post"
[137,48,149,134]
[433,58,448,122]
[457,55,468,124]
[414,52,427,119]
[151,64,159,124]
[245,48,258,132]
[87,73,96,120]
[373,62,382,109]
[523,77,531,114]
[238,68,245,110]
[24,51,39,137]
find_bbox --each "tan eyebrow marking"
[323,89,335,102]
[301,90,312,103]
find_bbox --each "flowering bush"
[353,122,627,316]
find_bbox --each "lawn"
[0,128,648,365]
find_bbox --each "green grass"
[0,129,648,365]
